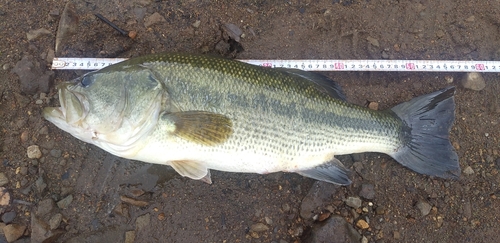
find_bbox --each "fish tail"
[390,86,460,179]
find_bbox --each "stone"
[223,23,243,42]
[125,231,135,243]
[37,198,55,216]
[250,222,269,232]
[144,12,166,28]
[345,196,362,209]
[192,20,201,28]
[49,9,60,16]
[135,213,150,231]
[49,213,63,230]
[356,219,369,229]
[0,187,10,206]
[416,200,432,216]
[120,195,148,207]
[375,206,386,215]
[12,56,42,95]
[26,28,52,41]
[1,211,16,224]
[300,181,338,220]
[3,224,26,242]
[359,183,375,200]
[461,72,486,91]
[27,145,42,159]
[366,36,380,47]
[463,166,474,175]
[368,101,379,110]
[133,8,147,21]
[57,195,73,209]
[35,176,47,194]
[31,215,63,243]
[0,173,8,187]
[303,216,361,243]
[38,71,54,93]
[50,149,62,158]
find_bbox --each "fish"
[43,53,460,185]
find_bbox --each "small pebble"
[57,194,73,209]
[223,23,243,42]
[38,126,49,135]
[368,102,379,110]
[375,206,386,215]
[0,187,10,206]
[49,9,60,16]
[345,196,362,209]
[0,173,9,187]
[20,131,29,142]
[250,222,269,232]
[393,231,401,240]
[3,224,26,242]
[157,212,165,221]
[49,213,63,229]
[35,99,43,105]
[359,183,376,200]
[136,213,151,231]
[50,149,62,158]
[27,145,42,159]
[461,72,486,91]
[1,211,16,223]
[356,219,369,229]
[192,20,201,28]
[144,12,166,28]
[465,15,475,22]
[366,36,380,47]
[362,236,368,243]
[120,195,148,207]
[463,166,474,175]
[444,75,454,83]
[128,30,137,39]
[416,200,432,216]
[125,231,136,243]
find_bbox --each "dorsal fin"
[276,68,346,101]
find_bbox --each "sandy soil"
[1,0,499,242]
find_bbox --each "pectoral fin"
[161,111,233,146]
[170,160,211,184]
[296,158,351,185]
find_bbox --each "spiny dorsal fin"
[161,111,233,146]
[276,68,346,101]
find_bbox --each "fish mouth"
[43,82,88,127]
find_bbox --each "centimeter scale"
[51,57,500,72]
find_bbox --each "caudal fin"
[390,87,460,179]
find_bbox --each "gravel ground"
[1,0,499,242]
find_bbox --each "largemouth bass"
[43,53,460,185]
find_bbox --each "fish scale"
[44,53,460,185]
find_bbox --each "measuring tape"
[52,57,500,72]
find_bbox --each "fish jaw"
[43,83,97,144]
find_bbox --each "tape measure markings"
[52,57,500,72]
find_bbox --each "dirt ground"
[1,0,500,242]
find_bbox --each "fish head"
[43,66,166,151]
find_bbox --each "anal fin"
[170,160,211,183]
[296,158,351,185]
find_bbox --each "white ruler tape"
[52,57,500,72]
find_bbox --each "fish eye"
[81,75,94,87]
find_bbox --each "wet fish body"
[43,53,460,184]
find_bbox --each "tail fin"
[390,87,460,179]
